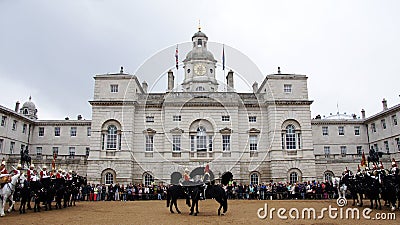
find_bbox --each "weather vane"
[198,19,201,31]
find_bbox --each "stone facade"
[1,30,399,186]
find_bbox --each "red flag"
[361,151,366,167]
[175,45,179,70]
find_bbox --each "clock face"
[194,63,206,76]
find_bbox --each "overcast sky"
[1,0,399,120]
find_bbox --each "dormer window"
[197,39,202,47]
[24,109,28,115]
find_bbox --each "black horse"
[20,148,31,169]
[364,174,382,209]
[166,185,190,214]
[187,184,228,216]
[367,147,383,168]
[18,179,30,214]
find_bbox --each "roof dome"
[184,48,216,62]
[22,96,36,111]
[192,30,208,39]
[323,113,354,120]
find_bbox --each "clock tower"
[182,28,218,92]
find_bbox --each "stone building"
[1,30,399,185]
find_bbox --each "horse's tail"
[166,189,171,208]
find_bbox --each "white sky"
[0,0,399,120]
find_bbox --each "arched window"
[286,125,296,149]
[105,172,114,185]
[107,125,117,150]
[290,172,298,184]
[144,173,154,186]
[196,126,207,151]
[324,171,334,182]
[195,86,205,92]
[281,123,301,150]
[250,173,259,185]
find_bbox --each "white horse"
[0,173,23,217]
[332,176,347,199]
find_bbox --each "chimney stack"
[252,82,258,93]
[226,70,234,90]
[65,117,69,120]
[15,101,20,112]
[167,70,174,91]
[382,98,388,110]
[361,109,365,119]
[142,81,148,93]
[77,115,82,120]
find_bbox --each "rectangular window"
[222,135,230,151]
[322,127,328,136]
[54,127,60,136]
[356,146,362,156]
[110,84,118,93]
[284,84,292,93]
[384,141,389,153]
[145,135,154,152]
[22,124,27,134]
[297,133,301,149]
[10,141,15,154]
[371,123,376,132]
[36,147,42,157]
[392,115,398,126]
[396,138,400,152]
[86,147,90,156]
[354,126,360,136]
[70,127,77,136]
[52,147,59,156]
[222,116,230,122]
[208,135,213,151]
[196,135,207,151]
[69,147,75,158]
[87,127,91,136]
[1,116,6,126]
[173,115,181,122]
[281,133,285,149]
[172,135,181,152]
[190,135,195,151]
[249,135,258,151]
[340,146,347,157]
[12,120,17,131]
[0,139,3,153]
[324,146,330,157]
[248,116,257,123]
[338,126,344,136]
[38,127,45,136]
[146,116,154,123]
[381,119,386,129]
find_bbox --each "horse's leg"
[195,199,199,216]
[0,198,5,217]
[174,199,181,214]
[189,199,194,215]
[7,195,15,213]
[217,198,222,216]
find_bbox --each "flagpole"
[222,44,225,92]
[175,44,179,92]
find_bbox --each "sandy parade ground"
[1,199,399,225]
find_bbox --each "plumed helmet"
[30,164,35,169]
[43,165,47,169]
[1,160,5,166]
[62,170,66,174]
[392,158,397,167]
[69,170,72,173]
[379,161,384,169]
[17,164,22,169]
[58,168,62,172]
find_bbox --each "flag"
[175,45,179,70]
[361,151,366,168]
[222,44,225,71]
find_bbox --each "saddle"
[0,175,11,188]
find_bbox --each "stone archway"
[189,167,215,182]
